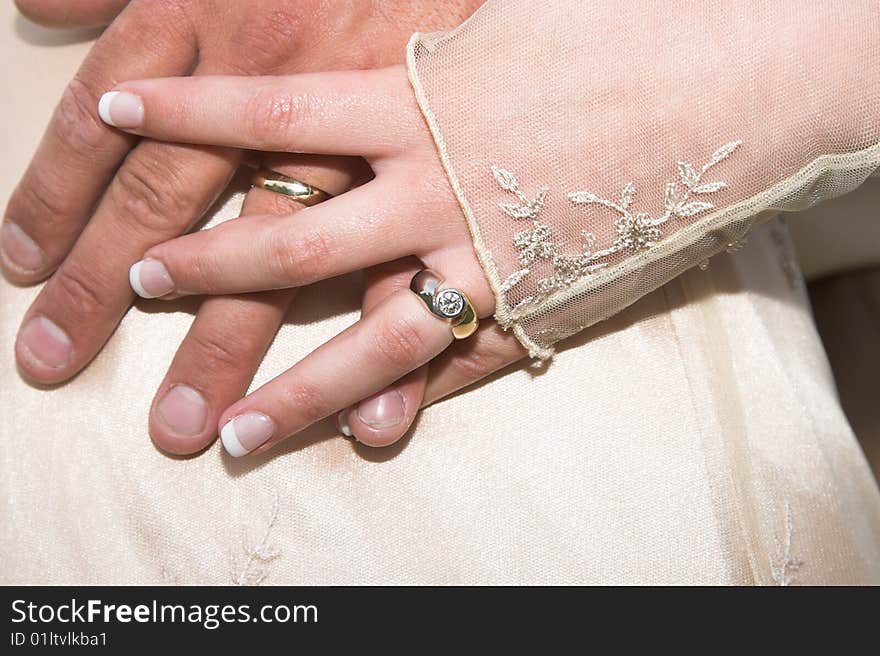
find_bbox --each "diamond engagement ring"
[410,269,479,339]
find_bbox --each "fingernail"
[129,259,174,298]
[356,390,405,429]
[220,412,275,457]
[98,91,144,128]
[18,316,72,369]
[337,409,353,438]
[1,221,45,273]
[155,385,208,436]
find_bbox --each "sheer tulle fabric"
[408,0,880,357]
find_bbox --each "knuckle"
[118,0,193,43]
[10,175,70,234]
[448,342,509,383]
[157,0,193,14]
[267,226,332,285]
[53,262,107,319]
[283,380,333,426]
[54,77,114,156]
[370,314,431,373]
[243,87,310,148]
[184,247,224,293]
[225,8,300,73]
[186,327,246,372]
[111,156,196,235]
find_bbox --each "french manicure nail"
[337,409,353,438]
[356,390,405,429]
[98,91,144,129]
[1,221,45,273]
[129,259,174,298]
[18,316,72,370]
[220,412,275,457]
[156,385,208,436]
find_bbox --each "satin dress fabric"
[1,8,879,584]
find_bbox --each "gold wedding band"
[410,269,479,339]
[251,168,333,207]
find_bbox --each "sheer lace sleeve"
[407,0,880,357]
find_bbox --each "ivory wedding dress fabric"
[2,3,880,584]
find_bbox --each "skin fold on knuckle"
[446,346,504,386]
[179,240,226,295]
[448,338,516,387]
[55,77,119,158]
[278,379,335,430]
[243,86,308,151]
[185,326,252,376]
[369,311,434,375]
[425,327,526,405]
[48,263,109,323]
[110,154,201,237]
[115,0,194,54]
[218,6,302,74]
[10,176,73,238]
[266,223,332,287]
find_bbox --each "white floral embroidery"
[771,501,803,586]
[491,166,606,309]
[492,140,741,308]
[230,494,281,586]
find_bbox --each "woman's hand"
[98,67,528,455]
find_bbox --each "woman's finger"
[129,180,441,298]
[149,155,369,455]
[15,0,129,29]
[422,319,528,407]
[219,287,460,457]
[340,249,522,445]
[225,266,495,457]
[97,67,415,158]
[337,258,429,447]
[344,278,526,446]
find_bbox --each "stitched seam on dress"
[674,272,772,583]
[662,280,755,584]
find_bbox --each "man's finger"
[2,0,196,283]
[14,142,240,386]
[15,0,129,29]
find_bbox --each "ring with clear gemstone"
[433,289,466,318]
[410,269,479,340]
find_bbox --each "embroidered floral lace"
[407,0,880,357]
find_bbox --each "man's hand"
[5,0,483,454]
[14,0,127,29]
